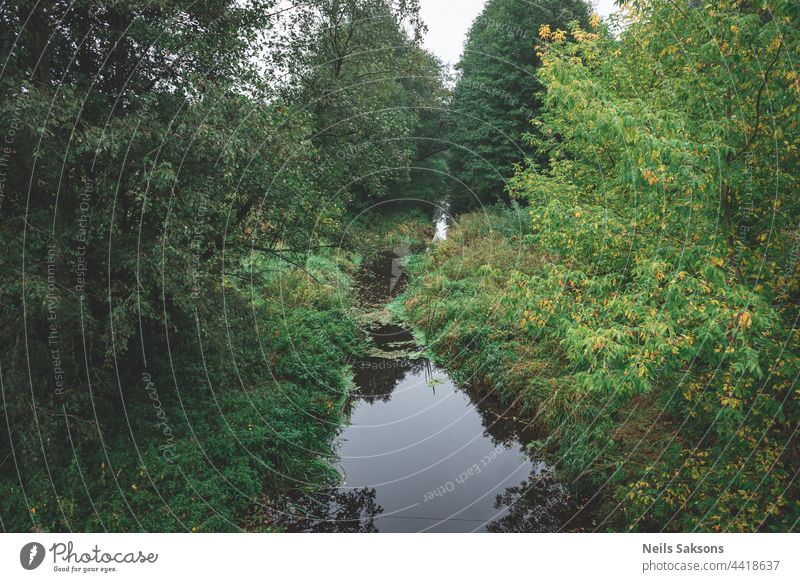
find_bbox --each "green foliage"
[403,210,619,502]
[502,0,799,531]
[0,0,437,532]
[0,240,361,531]
[406,2,799,532]
[346,206,435,253]
[271,0,449,206]
[4,0,798,535]
[448,0,591,208]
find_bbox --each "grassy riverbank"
[2,252,363,532]
[2,200,439,533]
[402,208,799,532]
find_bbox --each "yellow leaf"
[538,24,551,40]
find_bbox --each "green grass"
[1,252,362,533]
[400,207,674,530]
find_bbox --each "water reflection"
[459,382,538,449]
[284,246,587,532]
[276,336,586,533]
[487,463,576,533]
[350,357,427,405]
[326,346,586,532]
[262,488,383,533]
[269,464,584,533]
[355,251,412,308]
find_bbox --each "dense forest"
[1,0,798,533]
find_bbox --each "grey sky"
[419,0,620,66]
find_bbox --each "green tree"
[448,0,590,208]
[509,0,799,531]
[270,0,447,207]
[0,0,363,531]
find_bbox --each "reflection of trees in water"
[458,383,538,449]
[350,357,429,405]
[366,323,419,361]
[273,467,582,533]
[263,488,383,533]
[487,464,579,533]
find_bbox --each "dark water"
[339,348,553,532]
[269,239,587,532]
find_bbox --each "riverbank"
[263,206,589,532]
[249,208,435,531]
[401,202,800,533]
[399,207,674,531]
[334,249,582,532]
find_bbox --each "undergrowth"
[402,207,799,532]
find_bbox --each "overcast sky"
[419,0,620,66]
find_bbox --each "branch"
[416,144,451,162]
[249,246,323,285]
[732,40,783,162]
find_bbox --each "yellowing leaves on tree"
[736,311,753,329]
[539,24,551,40]
[414,0,799,536]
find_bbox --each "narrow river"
[338,324,562,532]
[313,209,585,533]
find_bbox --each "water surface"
[275,213,586,532]
[326,246,581,532]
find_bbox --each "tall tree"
[509,0,799,531]
[268,0,446,207]
[0,0,362,531]
[448,0,590,208]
